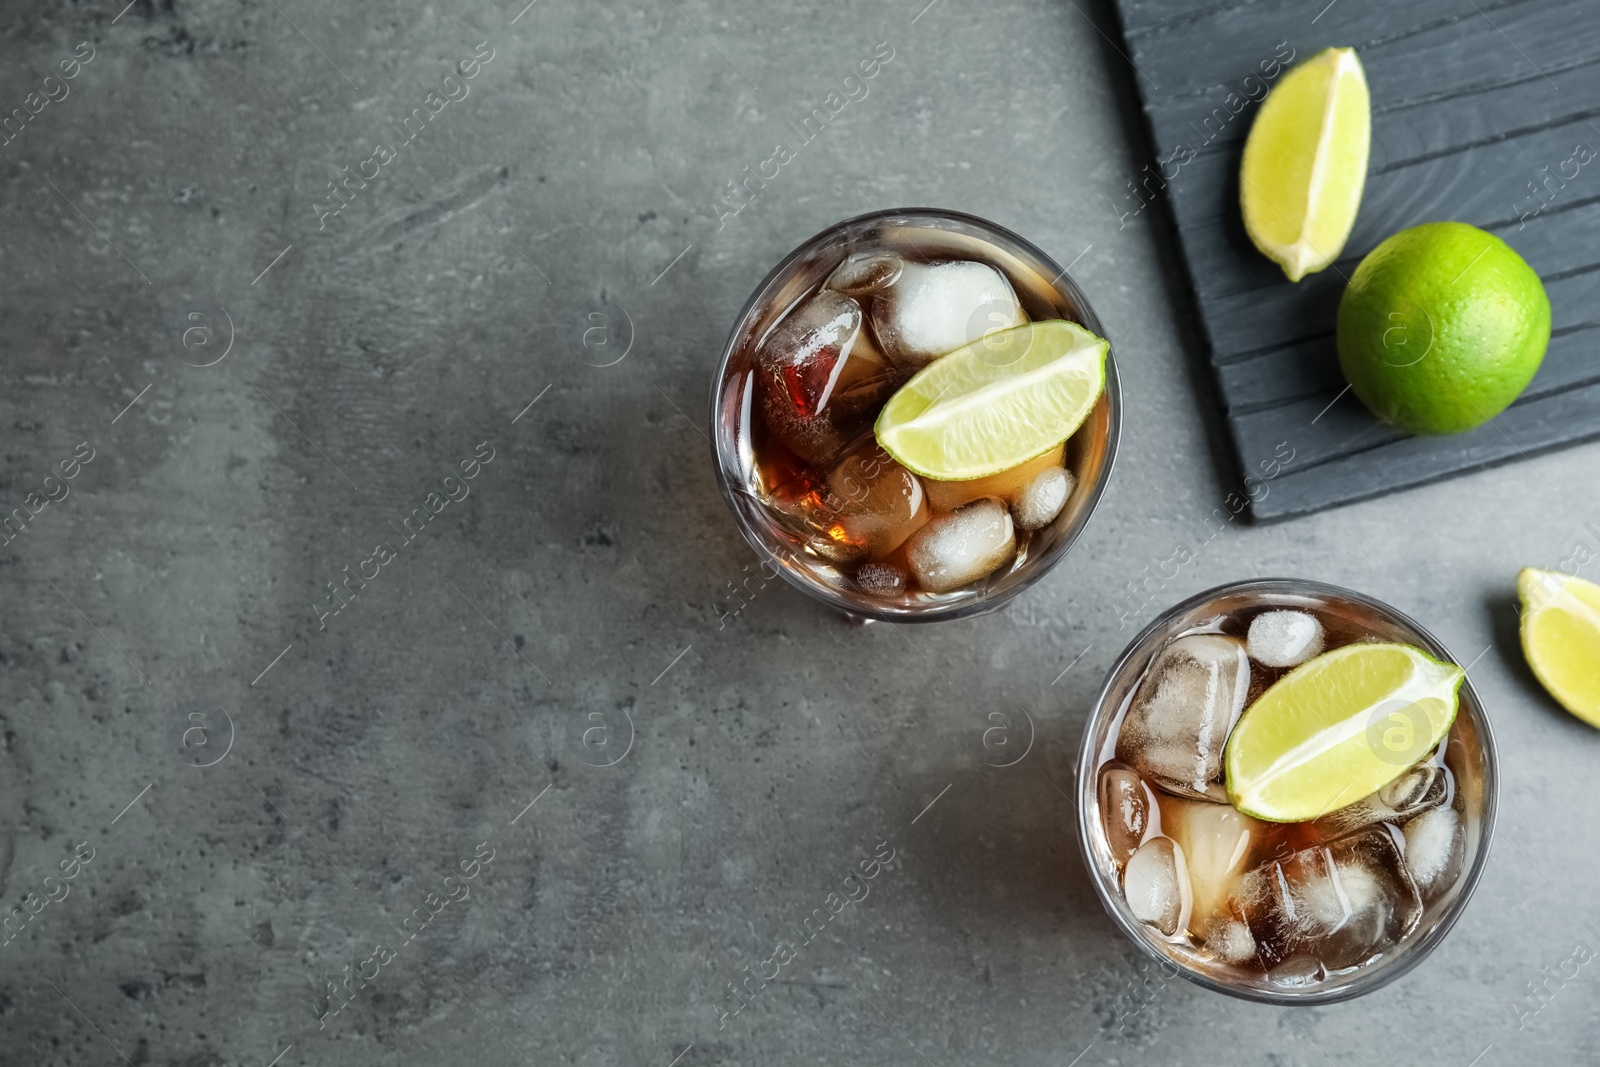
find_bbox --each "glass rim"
[1073,576,1501,1005]
[706,206,1122,623]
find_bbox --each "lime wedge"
[1224,642,1462,823]
[873,320,1107,481]
[1519,568,1600,727]
[1240,46,1370,282]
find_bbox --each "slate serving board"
[1105,0,1600,520]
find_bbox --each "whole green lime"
[1336,221,1550,435]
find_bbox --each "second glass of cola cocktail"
[1077,578,1497,1003]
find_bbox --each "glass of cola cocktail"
[710,209,1120,622]
[1077,578,1497,1003]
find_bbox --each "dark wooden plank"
[1162,111,1600,278]
[1227,271,1600,469]
[1227,319,1600,481]
[1219,319,1600,413]
[1115,0,1270,38]
[1251,377,1600,519]
[1146,47,1600,170]
[1193,230,1600,371]
[1157,135,1600,363]
[1216,336,1339,411]
[1129,0,1577,107]
[1233,393,1405,482]
[1197,196,1600,335]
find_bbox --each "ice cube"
[922,444,1065,513]
[1379,763,1449,814]
[870,260,1027,368]
[1012,467,1071,530]
[1246,610,1325,668]
[1402,807,1464,898]
[1157,794,1266,926]
[856,561,908,599]
[1233,827,1422,970]
[1267,956,1326,987]
[1123,837,1190,937]
[904,498,1016,594]
[768,444,927,566]
[1098,764,1155,867]
[1316,763,1449,836]
[757,289,898,465]
[1115,634,1251,800]
[819,442,929,560]
[825,252,903,297]
[1205,918,1258,964]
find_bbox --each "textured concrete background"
[2,1,1597,1065]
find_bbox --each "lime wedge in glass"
[873,319,1107,482]
[1224,642,1462,823]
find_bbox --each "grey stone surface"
[1,1,1596,1065]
